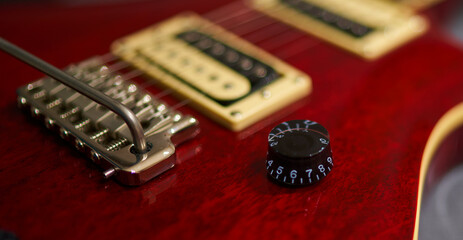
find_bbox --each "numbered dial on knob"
[266,120,333,186]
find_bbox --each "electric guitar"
[1,0,463,239]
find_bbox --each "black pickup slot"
[177,31,280,91]
[280,0,373,38]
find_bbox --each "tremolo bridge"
[16,57,199,185]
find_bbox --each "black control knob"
[266,120,333,186]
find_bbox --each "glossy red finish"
[1,1,463,239]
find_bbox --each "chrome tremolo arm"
[0,37,148,153]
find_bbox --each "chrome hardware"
[103,168,117,178]
[1,38,148,153]
[8,47,200,185]
[105,138,129,152]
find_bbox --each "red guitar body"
[1,1,463,239]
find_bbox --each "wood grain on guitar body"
[0,0,462,239]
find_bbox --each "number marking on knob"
[266,120,334,186]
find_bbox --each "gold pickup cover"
[250,0,428,59]
[112,13,311,131]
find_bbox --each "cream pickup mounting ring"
[112,13,312,131]
[250,0,428,59]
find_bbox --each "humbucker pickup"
[17,57,199,185]
[112,13,311,131]
[250,0,428,59]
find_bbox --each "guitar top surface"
[1,0,463,239]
